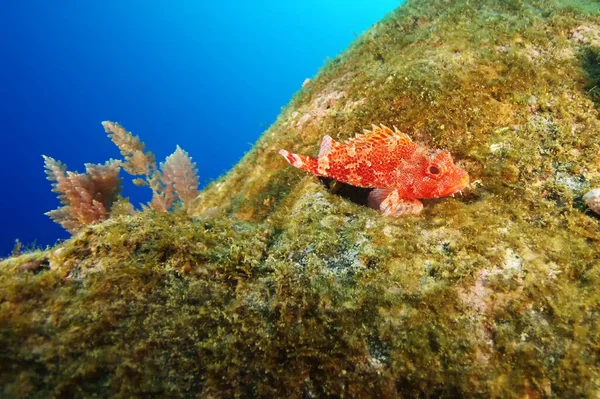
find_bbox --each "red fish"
[279,124,469,216]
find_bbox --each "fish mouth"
[443,174,470,197]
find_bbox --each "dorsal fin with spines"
[318,135,343,158]
[344,124,413,149]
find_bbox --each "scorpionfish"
[279,124,469,217]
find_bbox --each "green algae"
[3,0,600,397]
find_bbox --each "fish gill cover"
[2,0,600,397]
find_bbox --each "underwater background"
[0,0,400,256]
[3,0,600,396]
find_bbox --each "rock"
[2,0,600,397]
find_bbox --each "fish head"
[412,149,469,199]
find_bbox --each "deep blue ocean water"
[0,1,401,256]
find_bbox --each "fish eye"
[427,162,444,179]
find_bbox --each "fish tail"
[279,149,321,176]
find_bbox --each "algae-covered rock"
[3,0,600,397]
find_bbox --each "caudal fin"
[278,149,321,176]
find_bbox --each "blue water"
[0,1,401,256]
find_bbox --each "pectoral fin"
[368,188,423,217]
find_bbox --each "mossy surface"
[3,0,600,397]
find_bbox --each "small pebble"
[583,188,600,214]
[19,260,43,272]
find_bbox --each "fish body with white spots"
[279,124,469,216]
